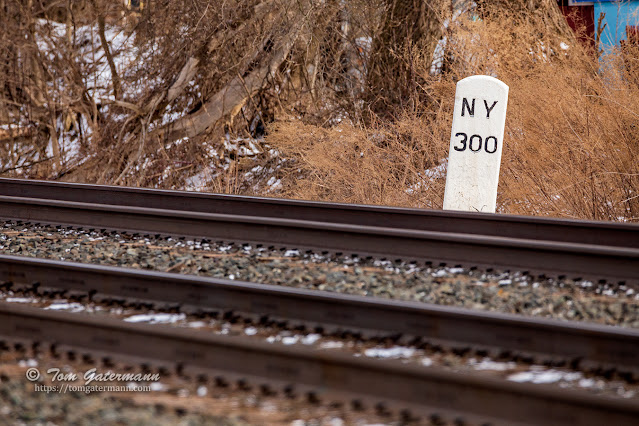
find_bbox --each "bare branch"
[93,0,122,100]
[152,3,311,144]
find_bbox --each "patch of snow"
[432,269,448,278]
[150,382,168,391]
[184,169,209,191]
[319,341,344,349]
[406,159,447,195]
[507,369,582,384]
[165,137,188,151]
[244,165,263,179]
[300,334,322,345]
[4,297,37,303]
[469,358,516,371]
[578,378,595,388]
[364,346,415,359]
[223,135,261,157]
[18,359,38,368]
[123,313,186,324]
[244,327,258,336]
[266,176,282,192]
[197,385,208,397]
[355,37,372,54]
[45,302,86,313]
[282,336,299,345]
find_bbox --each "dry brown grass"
[266,122,431,206]
[262,5,639,221]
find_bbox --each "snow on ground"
[25,18,149,172]
[3,297,37,304]
[183,169,210,191]
[180,134,289,195]
[406,158,447,196]
[36,19,140,102]
[224,134,261,157]
[508,367,581,384]
[430,1,477,74]
[124,313,186,324]
[363,346,416,359]
[468,358,516,371]
[44,301,86,313]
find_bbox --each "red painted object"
[627,25,639,44]
[558,2,595,49]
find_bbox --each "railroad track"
[1,302,638,425]
[1,254,638,375]
[0,177,638,423]
[1,177,636,248]
[0,178,637,286]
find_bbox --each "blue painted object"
[569,1,639,50]
[596,1,639,51]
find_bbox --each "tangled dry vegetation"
[0,0,637,221]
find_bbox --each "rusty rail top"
[1,254,637,374]
[1,302,637,426]
[1,177,638,247]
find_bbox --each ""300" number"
[453,133,498,154]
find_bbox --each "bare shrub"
[0,0,387,185]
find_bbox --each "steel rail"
[1,254,637,374]
[0,302,637,426]
[1,177,637,248]
[0,195,638,285]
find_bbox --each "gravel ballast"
[0,353,392,426]
[0,221,637,328]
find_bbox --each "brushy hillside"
[0,1,637,221]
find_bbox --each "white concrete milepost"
[443,75,509,213]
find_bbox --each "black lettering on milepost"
[461,98,475,117]
[469,134,482,152]
[484,100,498,118]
